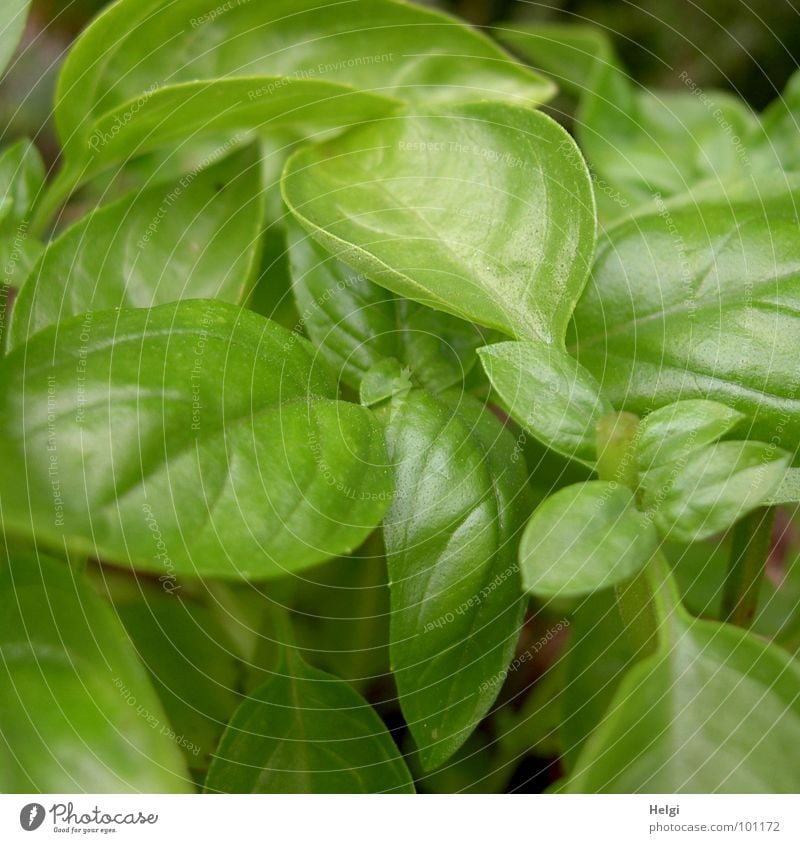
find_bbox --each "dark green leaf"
[10,145,264,349]
[205,650,413,793]
[382,388,529,770]
[520,481,658,598]
[283,102,596,343]
[0,553,191,791]
[0,301,392,578]
[479,340,612,465]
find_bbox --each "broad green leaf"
[498,24,758,210]
[288,220,487,391]
[520,481,658,598]
[0,553,191,792]
[116,592,241,773]
[205,650,413,793]
[642,441,790,543]
[560,592,635,770]
[0,301,392,579]
[56,0,552,150]
[566,577,800,792]
[478,340,612,465]
[571,175,800,449]
[10,145,264,349]
[382,388,529,770]
[284,102,596,344]
[0,0,30,78]
[636,399,744,471]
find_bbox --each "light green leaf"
[479,340,612,465]
[636,399,744,471]
[0,139,43,232]
[0,553,191,792]
[56,0,552,148]
[566,589,800,792]
[571,174,800,449]
[750,69,800,172]
[642,441,790,543]
[520,481,658,598]
[10,145,264,349]
[205,649,414,793]
[288,219,488,391]
[283,102,596,343]
[767,468,800,505]
[360,359,412,407]
[0,0,30,78]
[382,389,529,770]
[0,301,392,579]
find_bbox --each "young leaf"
[360,358,412,407]
[205,650,413,793]
[0,301,392,579]
[284,102,596,344]
[565,593,800,792]
[520,481,658,599]
[10,145,264,349]
[636,399,744,471]
[0,553,191,792]
[382,388,529,770]
[571,174,800,449]
[55,0,552,150]
[642,441,790,543]
[479,340,612,465]
[288,220,487,391]
[0,0,30,77]
[750,69,800,172]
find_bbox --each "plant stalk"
[722,506,776,628]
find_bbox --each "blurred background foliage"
[3,0,798,169]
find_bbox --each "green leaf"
[750,69,800,172]
[520,481,658,598]
[0,301,392,579]
[283,102,596,344]
[0,553,191,792]
[478,340,612,465]
[0,139,43,233]
[56,0,552,149]
[116,592,242,773]
[288,219,487,391]
[565,585,800,792]
[10,145,264,349]
[642,441,790,543]
[382,388,529,770]
[560,591,635,770]
[360,358,412,407]
[205,650,414,793]
[636,399,744,471]
[49,0,552,191]
[571,175,800,449]
[0,0,30,78]
[767,468,800,505]
[497,24,758,209]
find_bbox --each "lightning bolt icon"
[28,805,38,828]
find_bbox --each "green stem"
[29,166,81,238]
[722,506,775,628]
[615,562,661,658]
